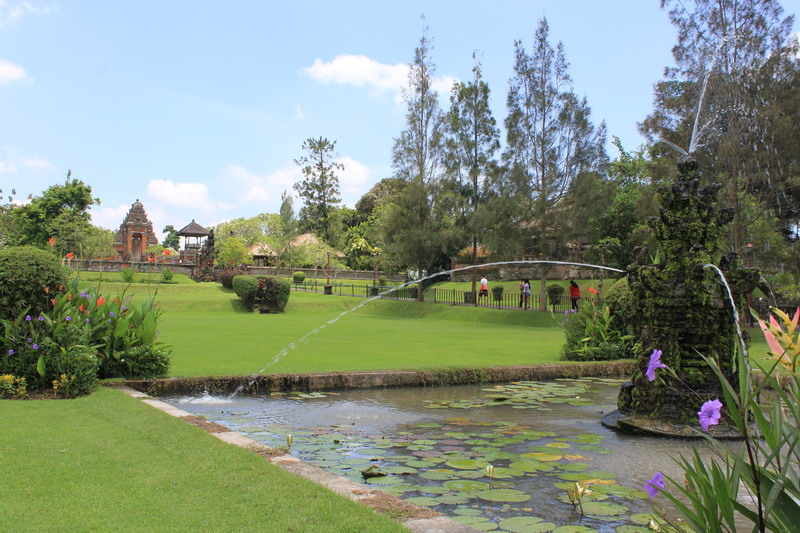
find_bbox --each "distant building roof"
[177,220,210,237]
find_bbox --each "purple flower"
[698,399,723,431]
[8,349,14,355]
[109,312,115,317]
[121,306,127,312]
[66,316,72,322]
[81,291,87,298]
[646,349,668,382]
[25,315,31,321]
[38,316,44,322]
[27,338,32,343]
[85,318,91,323]
[645,472,665,497]
[32,344,39,350]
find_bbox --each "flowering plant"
[645,307,800,532]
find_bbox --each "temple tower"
[113,200,159,261]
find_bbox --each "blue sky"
[1,1,796,240]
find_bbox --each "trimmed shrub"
[256,277,291,313]
[378,275,387,287]
[292,271,306,283]
[220,268,247,289]
[0,246,67,321]
[232,275,259,311]
[120,266,135,283]
[546,284,564,305]
[101,346,170,379]
[160,268,174,282]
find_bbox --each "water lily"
[645,472,665,497]
[286,434,293,448]
[486,464,494,479]
[698,399,723,431]
[646,349,668,382]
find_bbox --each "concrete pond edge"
[115,362,635,533]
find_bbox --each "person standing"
[479,276,489,305]
[518,279,525,308]
[522,279,531,310]
[569,280,581,311]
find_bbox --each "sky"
[1,1,798,242]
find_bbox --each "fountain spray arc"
[604,155,761,436]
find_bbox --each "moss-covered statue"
[606,156,761,436]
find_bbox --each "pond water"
[164,378,709,533]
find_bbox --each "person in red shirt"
[569,280,580,311]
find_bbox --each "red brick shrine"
[113,199,159,261]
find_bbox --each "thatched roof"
[177,220,210,237]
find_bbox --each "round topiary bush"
[160,268,174,282]
[220,268,248,289]
[292,271,306,284]
[232,275,259,311]
[0,246,68,322]
[256,277,291,313]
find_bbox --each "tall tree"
[642,0,799,255]
[161,225,180,250]
[8,172,100,255]
[384,21,456,300]
[503,18,607,308]
[293,137,343,243]
[443,53,500,299]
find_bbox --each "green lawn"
[0,387,406,533]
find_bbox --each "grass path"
[0,387,406,532]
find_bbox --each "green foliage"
[102,346,170,379]
[216,235,251,267]
[546,284,564,303]
[232,275,259,311]
[292,271,306,283]
[49,346,100,398]
[604,278,636,329]
[161,225,180,250]
[0,245,68,321]
[560,300,633,361]
[161,268,174,282]
[0,373,27,398]
[0,276,171,393]
[255,277,291,313]
[377,275,387,287]
[121,266,135,283]
[219,268,247,289]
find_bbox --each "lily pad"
[445,458,488,470]
[552,527,597,533]
[420,469,458,481]
[443,479,490,492]
[497,516,558,532]
[404,496,440,507]
[452,516,498,531]
[580,501,628,517]
[477,488,531,503]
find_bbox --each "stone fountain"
[604,155,761,437]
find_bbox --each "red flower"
[164,250,171,256]
[44,286,49,294]
[148,256,154,263]
[79,304,85,313]
[67,294,72,300]
[66,252,75,259]
[96,296,105,307]
[48,237,56,246]
[50,298,56,306]
[588,287,598,294]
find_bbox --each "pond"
[164,378,706,533]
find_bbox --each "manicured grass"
[0,387,405,532]
[94,282,566,376]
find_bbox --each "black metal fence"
[289,282,589,311]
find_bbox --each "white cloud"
[295,104,305,120]
[223,163,299,206]
[0,1,52,27]
[0,146,51,172]
[89,204,129,232]
[0,58,27,85]
[337,156,372,206]
[304,54,458,104]
[21,156,51,170]
[146,179,213,210]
